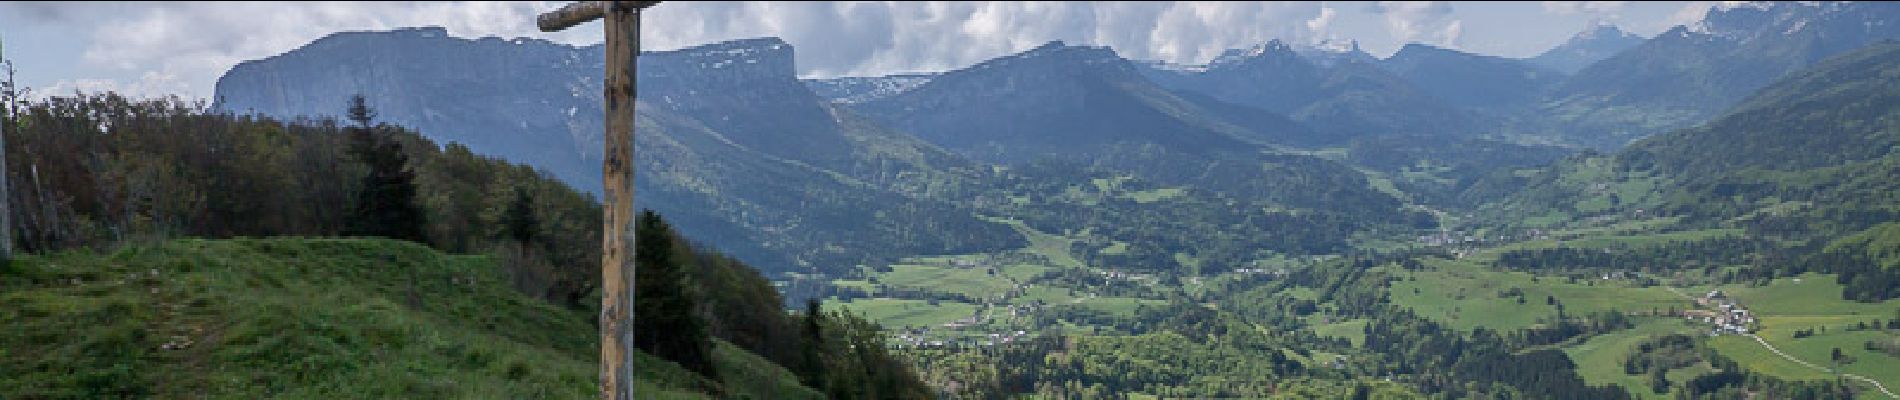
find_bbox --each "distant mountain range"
[1543,2,1900,148]
[217,29,1023,275]
[1136,40,1485,145]
[212,2,1900,277]
[852,41,1268,162]
[1381,43,1563,110]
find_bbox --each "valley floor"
[827,216,1900,398]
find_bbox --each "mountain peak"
[1575,23,1634,41]
[1391,42,1451,57]
[1310,38,1363,54]
[970,41,1124,72]
[1022,40,1115,57]
[1688,1,1858,41]
[1297,39,1376,68]
[1528,22,1646,74]
[1208,39,1303,68]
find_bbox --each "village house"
[1688,290,1755,335]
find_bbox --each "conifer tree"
[800,297,829,390]
[344,95,427,244]
[502,188,538,246]
[634,210,716,379]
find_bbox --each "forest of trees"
[1493,237,1771,273]
[0,90,932,399]
[2,92,604,307]
[637,209,933,399]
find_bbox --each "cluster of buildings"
[1231,267,1289,276]
[1095,269,1153,283]
[1415,229,1552,247]
[948,257,991,269]
[893,331,948,348]
[1002,302,1041,318]
[1687,290,1757,335]
[892,329,1030,349]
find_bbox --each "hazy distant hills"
[1527,24,1644,75]
[1137,40,1484,144]
[852,41,1279,162]
[1480,40,1900,235]
[847,40,1418,226]
[1543,2,1900,148]
[844,40,1423,259]
[1381,43,1564,110]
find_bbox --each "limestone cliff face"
[214,27,1021,275]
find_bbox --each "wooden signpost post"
[1,37,13,262]
[536,2,659,399]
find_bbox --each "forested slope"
[0,92,930,399]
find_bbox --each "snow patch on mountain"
[803,74,938,104]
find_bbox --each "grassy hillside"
[0,238,816,399]
[1481,41,1900,236]
[1387,257,1690,331]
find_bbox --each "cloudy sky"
[1,1,1718,100]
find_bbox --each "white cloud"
[1668,1,1719,29]
[63,1,593,100]
[36,1,1339,100]
[642,1,1331,77]
[38,79,118,99]
[1542,1,1629,16]
[1307,6,1338,34]
[36,71,192,101]
[1365,1,1463,49]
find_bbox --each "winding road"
[1662,286,1896,399]
[1743,333,1897,399]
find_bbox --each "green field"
[831,279,878,293]
[0,238,816,400]
[1065,295,1168,317]
[1684,274,1900,393]
[1561,318,1701,399]
[979,216,1085,269]
[1001,263,1052,281]
[1706,335,1834,381]
[835,298,982,329]
[879,264,1015,300]
[1014,285,1080,305]
[1702,273,1899,317]
[1312,318,1370,347]
[1388,258,1692,331]
[1122,187,1185,203]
